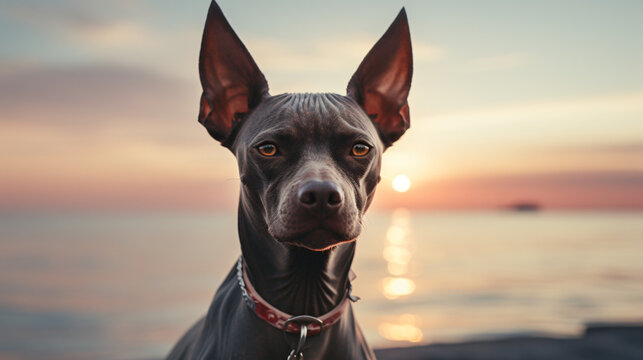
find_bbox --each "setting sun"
[392,174,411,193]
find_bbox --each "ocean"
[1,210,641,359]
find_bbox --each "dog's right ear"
[198,1,269,147]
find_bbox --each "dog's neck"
[236,196,356,317]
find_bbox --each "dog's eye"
[257,143,278,157]
[351,143,371,157]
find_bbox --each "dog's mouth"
[270,223,360,251]
[267,187,363,251]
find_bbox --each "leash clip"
[284,315,323,360]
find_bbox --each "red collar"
[236,256,357,335]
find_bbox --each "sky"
[0,0,642,211]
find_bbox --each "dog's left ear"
[347,9,413,148]
[198,1,269,147]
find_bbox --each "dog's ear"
[198,1,269,147]
[347,9,413,148]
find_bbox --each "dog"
[167,1,412,359]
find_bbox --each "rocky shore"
[374,323,643,360]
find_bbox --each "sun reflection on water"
[379,208,424,342]
[378,314,423,343]
[387,262,408,276]
[383,245,411,264]
[386,225,407,245]
[381,208,417,299]
[382,277,416,299]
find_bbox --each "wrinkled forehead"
[235,93,381,147]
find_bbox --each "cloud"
[421,91,643,143]
[0,64,227,151]
[68,22,148,47]
[0,1,200,80]
[377,91,643,185]
[374,170,643,210]
[414,42,448,62]
[246,36,446,73]
[242,35,446,93]
[561,141,643,155]
[0,65,195,130]
[0,64,240,211]
[2,1,147,48]
[467,53,530,72]
[1,2,444,84]
[471,170,643,187]
[0,59,40,78]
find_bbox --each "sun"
[392,174,411,193]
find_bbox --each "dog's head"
[198,2,412,251]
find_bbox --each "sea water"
[1,211,641,359]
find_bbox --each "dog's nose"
[297,180,343,214]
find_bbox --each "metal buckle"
[283,315,323,360]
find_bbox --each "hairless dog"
[167,1,412,359]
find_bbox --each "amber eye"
[257,143,277,156]
[351,143,371,157]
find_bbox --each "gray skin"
[167,1,412,359]
[168,94,381,360]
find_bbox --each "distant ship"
[507,202,542,212]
